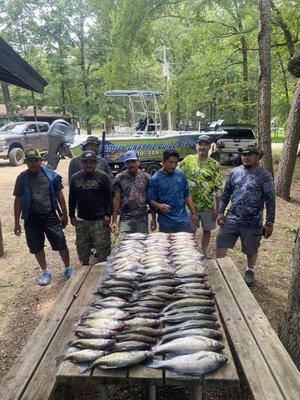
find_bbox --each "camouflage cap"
[197,134,212,144]
[241,145,264,157]
[25,148,41,159]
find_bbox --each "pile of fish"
[58,232,228,376]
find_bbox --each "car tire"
[145,163,161,176]
[9,148,25,166]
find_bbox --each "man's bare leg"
[216,247,227,258]
[202,230,211,256]
[247,253,258,269]
[59,247,70,268]
[34,249,47,270]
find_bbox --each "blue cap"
[123,150,139,162]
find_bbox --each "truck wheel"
[9,148,25,166]
[145,163,160,176]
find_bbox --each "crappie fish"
[69,338,115,350]
[116,333,158,344]
[161,328,223,343]
[56,349,108,365]
[81,309,128,320]
[146,351,228,376]
[124,317,159,328]
[79,318,124,330]
[160,313,218,324]
[113,340,151,351]
[163,320,220,334]
[153,336,224,355]
[74,327,116,339]
[123,326,159,337]
[88,296,130,308]
[163,298,216,312]
[163,304,216,316]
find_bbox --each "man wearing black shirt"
[69,150,112,265]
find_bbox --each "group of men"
[13,134,275,287]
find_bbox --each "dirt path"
[0,157,299,399]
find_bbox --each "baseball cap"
[82,136,101,148]
[81,150,97,161]
[197,134,211,144]
[241,145,264,157]
[123,150,139,162]
[25,149,41,160]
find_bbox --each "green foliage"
[0,0,299,132]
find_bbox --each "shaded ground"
[0,156,299,399]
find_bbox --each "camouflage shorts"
[75,219,111,264]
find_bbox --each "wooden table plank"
[21,264,102,400]
[128,355,164,386]
[0,264,94,400]
[208,259,284,400]
[218,257,300,400]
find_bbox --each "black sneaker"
[244,269,254,286]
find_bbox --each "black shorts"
[24,212,67,254]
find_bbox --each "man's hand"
[110,221,118,234]
[150,218,157,232]
[191,212,199,226]
[216,214,225,226]
[262,224,273,238]
[60,214,68,229]
[158,203,171,213]
[70,217,77,226]
[14,222,21,236]
[213,206,219,221]
[103,216,111,226]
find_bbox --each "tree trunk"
[278,228,300,369]
[1,82,13,114]
[275,79,300,200]
[257,0,273,176]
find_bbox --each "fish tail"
[78,362,93,374]
[55,355,66,366]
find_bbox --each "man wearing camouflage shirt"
[216,145,275,286]
[179,134,222,257]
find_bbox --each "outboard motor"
[46,119,75,169]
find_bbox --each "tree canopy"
[0,0,299,130]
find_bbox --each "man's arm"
[57,190,68,228]
[185,195,198,225]
[110,191,121,233]
[102,175,113,225]
[14,197,22,236]
[68,157,80,186]
[217,170,234,226]
[212,163,223,219]
[68,178,77,226]
[262,174,276,238]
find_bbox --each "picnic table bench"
[0,257,299,400]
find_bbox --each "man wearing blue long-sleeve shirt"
[216,145,275,286]
[147,149,198,233]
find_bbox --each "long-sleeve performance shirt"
[69,170,112,220]
[68,154,113,185]
[219,164,275,228]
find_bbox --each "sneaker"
[244,269,255,286]
[38,270,52,286]
[64,266,75,279]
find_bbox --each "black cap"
[81,150,97,161]
[82,136,101,149]
[197,134,211,144]
[241,145,264,157]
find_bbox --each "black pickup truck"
[0,121,50,165]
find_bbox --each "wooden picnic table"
[1,256,300,400]
[56,261,239,400]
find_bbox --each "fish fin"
[143,359,163,369]
[66,340,75,348]
[78,363,93,374]
[55,355,66,366]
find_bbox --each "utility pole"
[162,45,172,130]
